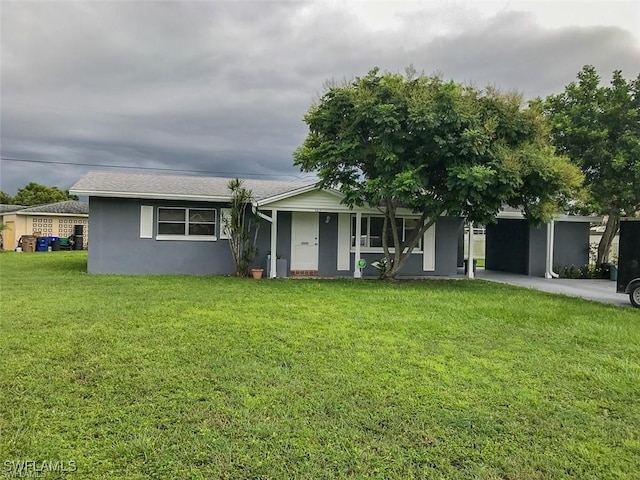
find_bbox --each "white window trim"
[156,235,217,241]
[156,207,217,241]
[350,215,423,253]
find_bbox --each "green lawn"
[1,252,639,479]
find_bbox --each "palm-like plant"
[223,179,261,277]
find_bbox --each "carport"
[484,210,600,278]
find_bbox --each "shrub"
[556,263,606,279]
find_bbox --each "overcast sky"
[1,0,639,195]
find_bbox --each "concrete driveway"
[475,269,631,307]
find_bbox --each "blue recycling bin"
[36,237,50,252]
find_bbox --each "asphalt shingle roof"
[7,201,88,215]
[70,171,314,201]
[0,204,26,213]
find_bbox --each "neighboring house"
[69,171,463,276]
[485,208,600,277]
[0,201,89,251]
[590,226,620,262]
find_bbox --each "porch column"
[270,209,278,278]
[354,212,362,278]
[467,220,474,279]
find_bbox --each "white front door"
[291,212,319,270]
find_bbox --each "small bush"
[556,263,606,279]
[371,257,387,276]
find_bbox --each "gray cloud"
[1,1,638,195]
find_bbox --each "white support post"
[270,209,278,278]
[467,220,474,279]
[354,212,362,278]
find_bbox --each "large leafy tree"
[12,182,78,206]
[544,65,640,264]
[294,68,582,279]
[0,191,13,204]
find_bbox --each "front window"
[351,215,422,251]
[157,208,216,239]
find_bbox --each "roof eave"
[69,189,231,203]
[496,210,603,223]
[14,212,88,217]
[255,184,339,207]
[554,214,603,223]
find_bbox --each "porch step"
[290,270,319,277]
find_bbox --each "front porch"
[253,187,461,279]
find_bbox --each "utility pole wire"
[1,156,309,180]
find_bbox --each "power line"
[1,156,314,180]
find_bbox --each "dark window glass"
[158,208,185,222]
[158,223,185,235]
[404,218,422,249]
[352,216,369,247]
[189,209,215,222]
[369,217,385,247]
[158,208,216,236]
[351,216,422,249]
[189,223,215,236]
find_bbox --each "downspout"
[467,220,475,279]
[545,220,559,279]
[252,204,272,223]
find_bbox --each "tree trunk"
[597,208,620,265]
[380,213,436,280]
[381,214,391,279]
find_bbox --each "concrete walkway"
[474,269,631,307]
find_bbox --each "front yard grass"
[1,252,639,479]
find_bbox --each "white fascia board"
[553,214,603,223]
[496,211,526,219]
[69,190,230,202]
[255,184,324,206]
[265,205,358,213]
[322,187,345,198]
[263,205,429,216]
[256,202,430,216]
[496,211,603,223]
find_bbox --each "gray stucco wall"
[88,197,269,275]
[528,224,547,277]
[258,211,292,275]
[486,219,591,277]
[318,215,462,277]
[89,198,463,277]
[529,222,590,276]
[553,222,590,269]
[318,212,340,276]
